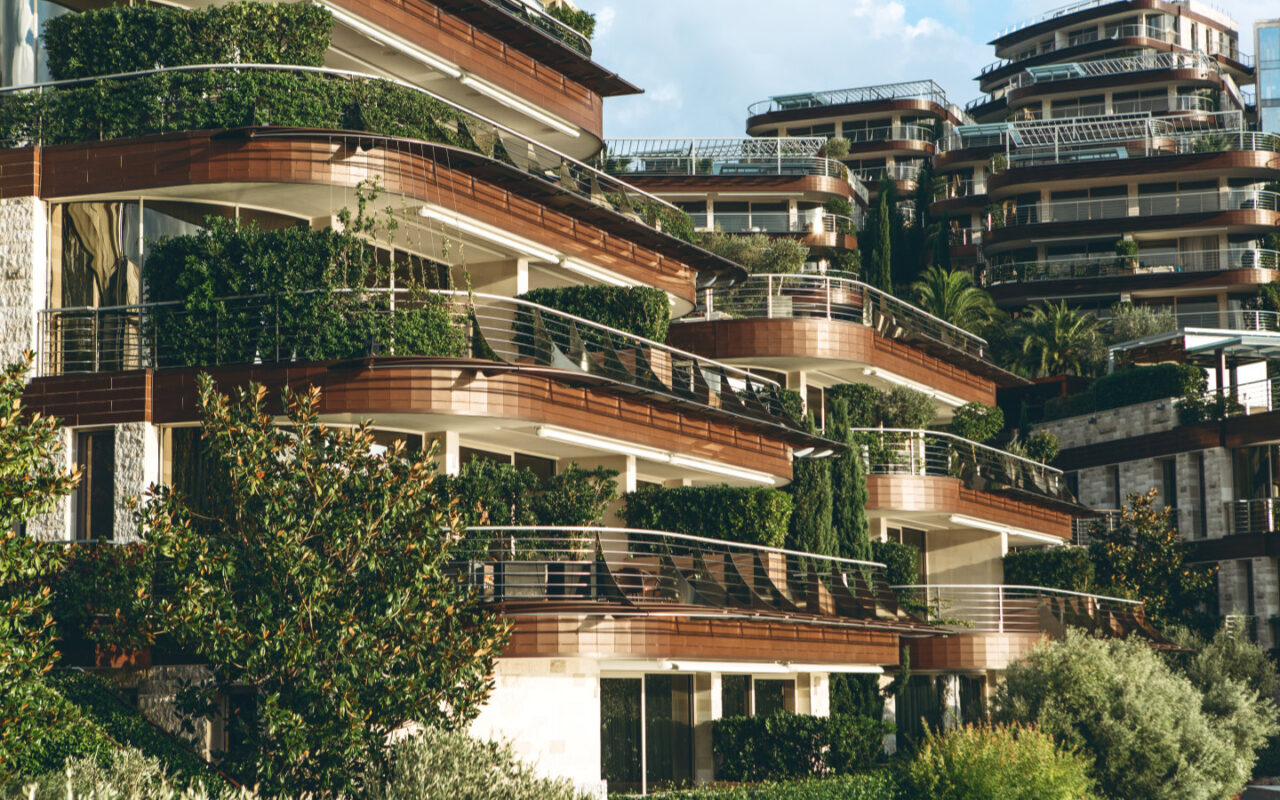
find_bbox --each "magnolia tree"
[140,375,508,796]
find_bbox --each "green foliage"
[1002,548,1094,593]
[994,629,1273,800]
[948,402,1004,443]
[42,2,332,81]
[826,384,883,428]
[823,197,854,217]
[699,232,809,275]
[900,723,1097,800]
[622,773,898,800]
[1014,301,1101,378]
[0,678,114,788]
[879,387,937,429]
[822,138,851,160]
[830,674,883,721]
[711,713,889,781]
[787,416,834,556]
[1020,431,1060,464]
[0,353,81,779]
[829,399,871,562]
[1177,392,1245,425]
[867,193,893,291]
[368,727,587,800]
[515,286,671,343]
[1100,302,1176,346]
[144,214,465,368]
[779,388,805,421]
[50,543,154,657]
[440,458,617,528]
[1092,363,1205,410]
[641,204,697,243]
[138,376,508,796]
[23,747,209,800]
[543,4,597,40]
[1041,391,1096,422]
[1183,621,1280,700]
[909,266,998,334]
[619,486,793,548]
[870,541,919,588]
[1089,489,1217,634]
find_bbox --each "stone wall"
[25,425,71,541]
[1036,397,1181,450]
[113,422,159,541]
[0,196,45,364]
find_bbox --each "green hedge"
[623,773,897,800]
[516,286,671,343]
[436,458,617,529]
[42,2,331,81]
[870,540,918,588]
[827,384,882,428]
[1043,364,1206,422]
[712,713,889,782]
[1002,547,1094,593]
[948,402,1004,443]
[1042,391,1096,422]
[544,5,596,39]
[619,486,792,548]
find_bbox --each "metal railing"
[1009,52,1220,90]
[1073,509,1121,546]
[981,24,1179,75]
[693,211,861,236]
[683,273,989,360]
[855,163,924,184]
[748,80,947,116]
[37,290,801,429]
[993,189,1280,228]
[1099,308,1280,334]
[0,64,683,227]
[473,0,592,56]
[1230,499,1280,536]
[458,526,909,624]
[598,137,851,181]
[842,124,937,145]
[937,178,984,200]
[854,428,1067,500]
[1185,374,1280,417]
[890,584,1147,635]
[984,248,1280,285]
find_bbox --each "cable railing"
[993,189,1280,228]
[1230,499,1280,536]
[1009,51,1220,89]
[853,428,1067,501]
[36,290,802,430]
[682,273,989,360]
[842,124,937,145]
[748,80,947,116]
[0,64,684,228]
[597,137,852,182]
[984,248,1280,285]
[455,526,911,625]
[981,23,1180,76]
[472,0,592,56]
[888,584,1149,636]
[1072,509,1121,546]
[855,163,923,184]
[1098,308,1280,334]
[692,211,861,237]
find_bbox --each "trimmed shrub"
[1177,392,1245,425]
[620,773,897,800]
[900,723,1096,800]
[439,459,618,529]
[949,402,1004,443]
[516,286,671,343]
[827,384,882,428]
[619,486,793,548]
[1020,431,1060,464]
[879,387,936,429]
[823,197,853,217]
[1042,391,1095,422]
[42,2,333,81]
[1002,547,1094,593]
[871,540,919,588]
[368,727,587,800]
[822,138,851,160]
[712,713,888,782]
[1090,363,1205,411]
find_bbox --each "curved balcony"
[447,0,592,58]
[855,428,1071,505]
[692,211,860,240]
[1007,51,1220,92]
[36,290,804,434]
[599,137,849,180]
[985,248,1280,286]
[891,584,1150,636]
[458,526,916,629]
[855,163,924,186]
[980,24,1179,81]
[990,190,1280,235]
[1102,309,1280,336]
[747,80,948,117]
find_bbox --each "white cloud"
[594,6,615,39]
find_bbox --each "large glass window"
[600,675,693,792]
[73,429,115,541]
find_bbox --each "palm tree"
[909,265,998,333]
[1016,300,1101,377]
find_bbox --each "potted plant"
[1115,239,1139,273]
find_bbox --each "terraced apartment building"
[0,0,1174,794]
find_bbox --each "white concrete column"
[808,672,830,717]
[693,673,716,785]
[427,430,461,476]
[463,258,529,297]
[879,674,897,756]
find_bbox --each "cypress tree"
[873,192,892,291]
[830,398,872,562]
[787,413,834,556]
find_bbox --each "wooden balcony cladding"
[27,132,698,305]
[979,36,1206,87]
[667,318,997,405]
[746,99,961,135]
[24,362,795,478]
[0,148,39,198]
[985,150,1280,195]
[327,0,608,138]
[867,474,1074,538]
[984,209,1280,251]
[906,631,1045,671]
[986,268,1280,308]
[502,613,902,665]
[844,138,936,158]
[1005,69,1222,109]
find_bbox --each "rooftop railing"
[993,189,1280,228]
[853,428,1068,501]
[748,80,947,116]
[474,0,592,56]
[889,584,1149,636]
[0,64,683,230]
[855,163,924,184]
[457,526,911,625]
[37,290,802,431]
[980,24,1179,75]
[681,273,989,361]
[995,0,1236,38]
[598,137,851,182]
[692,211,862,237]
[842,123,937,145]
[983,248,1280,285]
[1008,51,1220,90]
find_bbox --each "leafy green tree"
[948,402,1004,443]
[140,376,508,796]
[0,353,80,777]
[1088,489,1217,634]
[828,398,871,562]
[994,629,1270,800]
[910,265,999,333]
[786,415,834,556]
[698,232,809,275]
[901,723,1097,800]
[1016,300,1102,377]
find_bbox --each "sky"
[588,0,1272,139]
